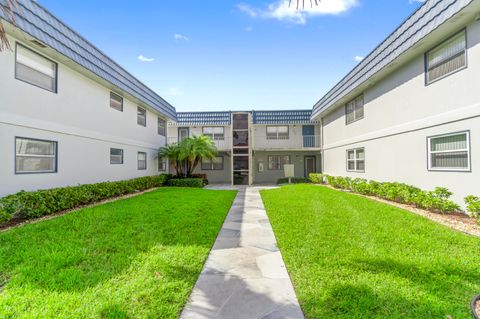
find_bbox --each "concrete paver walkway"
[181,186,304,319]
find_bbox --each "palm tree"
[158,143,183,177]
[0,0,19,51]
[178,135,217,177]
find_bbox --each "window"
[137,107,146,126]
[110,148,123,164]
[137,152,147,170]
[233,114,248,130]
[345,95,364,124]
[426,30,466,84]
[15,137,57,174]
[201,157,224,170]
[428,132,470,171]
[346,148,365,172]
[110,92,123,111]
[15,44,57,92]
[203,127,224,140]
[158,118,166,136]
[158,157,167,171]
[268,155,290,170]
[266,126,289,140]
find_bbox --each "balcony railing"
[253,135,321,150]
[167,137,231,151]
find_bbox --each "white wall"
[321,20,480,206]
[252,124,321,150]
[0,35,168,196]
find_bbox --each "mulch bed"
[318,184,480,237]
[0,188,159,233]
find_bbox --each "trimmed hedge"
[166,178,204,188]
[465,195,480,224]
[308,173,324,184]
[323,175,460,214]
[0,174,171,225]
[277,177,310,185]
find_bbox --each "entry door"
[178,127,189,142]
[302,125,315,147]
[304,156,316,177]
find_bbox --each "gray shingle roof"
[1,0,176,120]
[253,110,317,124]
[173,112,232,126]
[311,0,474,119]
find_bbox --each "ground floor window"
[110,148,123,164]
[15,137,57,174]
[158,157,167,171]
[428,131,470,171]
[137,152,147,170]
[346,148,365,172]
[268,155,290,170]
[202,156,224,170]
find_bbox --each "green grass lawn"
[0,187,236,319]
[261,184,480,319]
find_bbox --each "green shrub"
[350,178,371,195]
[190,174,209,186]
[465,196,480,223]
[277,177,310,185]
[308,173,324,184]
[0,174,170,224]
[167,178,204,188]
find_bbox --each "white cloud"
[138,55,154,62]
[245,26,253,32]
[174,33,189,41]
[354,55,364,62]
[238,0,358,25]
[166,87,183,96]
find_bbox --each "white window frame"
[158,157,167,171]
[15,137,57,174]
[427,131,471,172]
[137,152,147,170]
[345,95,364,125]
[15,43,58,93]
[110,92,123,112]
[137,107,147,127]
[266,126,289,140]
[425,29,467,85]
[268,155,290,170]
[346,148,365,173]
[202,127,225,140]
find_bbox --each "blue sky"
[39,0,424,112]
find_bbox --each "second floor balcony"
[253,135,321,151]
[167,136,232,151]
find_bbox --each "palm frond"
[0,0,19,52]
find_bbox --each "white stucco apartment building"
[0,0,176,197]
[311,0,480,204]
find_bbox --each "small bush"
[308,173,324,184]
[464,196,480,222]
[167,178,204,188]
[190,174,209,186]
[0,175,170,224]
[277,177,310,185]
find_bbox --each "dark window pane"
[233,156,249,170]
[233,131,248,147]
[233,171,249,185]
[233,114,248,130]
[234,149,249,155]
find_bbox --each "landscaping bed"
[0,188,237,318]
[261,184,480,318]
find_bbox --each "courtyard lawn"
[0,188,236,319]
[261,184,480,319]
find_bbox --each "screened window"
[158,118,166,136]
[15,137,57,173]
[158,157,167,171]
[266,126,289,140]
[426,30,466,84]
[201,157,224,170]
[345,95,364,124]
[428,132,470,171]
[110,148,123,164]
[137,107,146,126]
[203,127,224,140]
[346,148,365,172]
[137,152,147,170]
[15,44,57,92]
[268,155,290,170]
[110,92,123,111]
